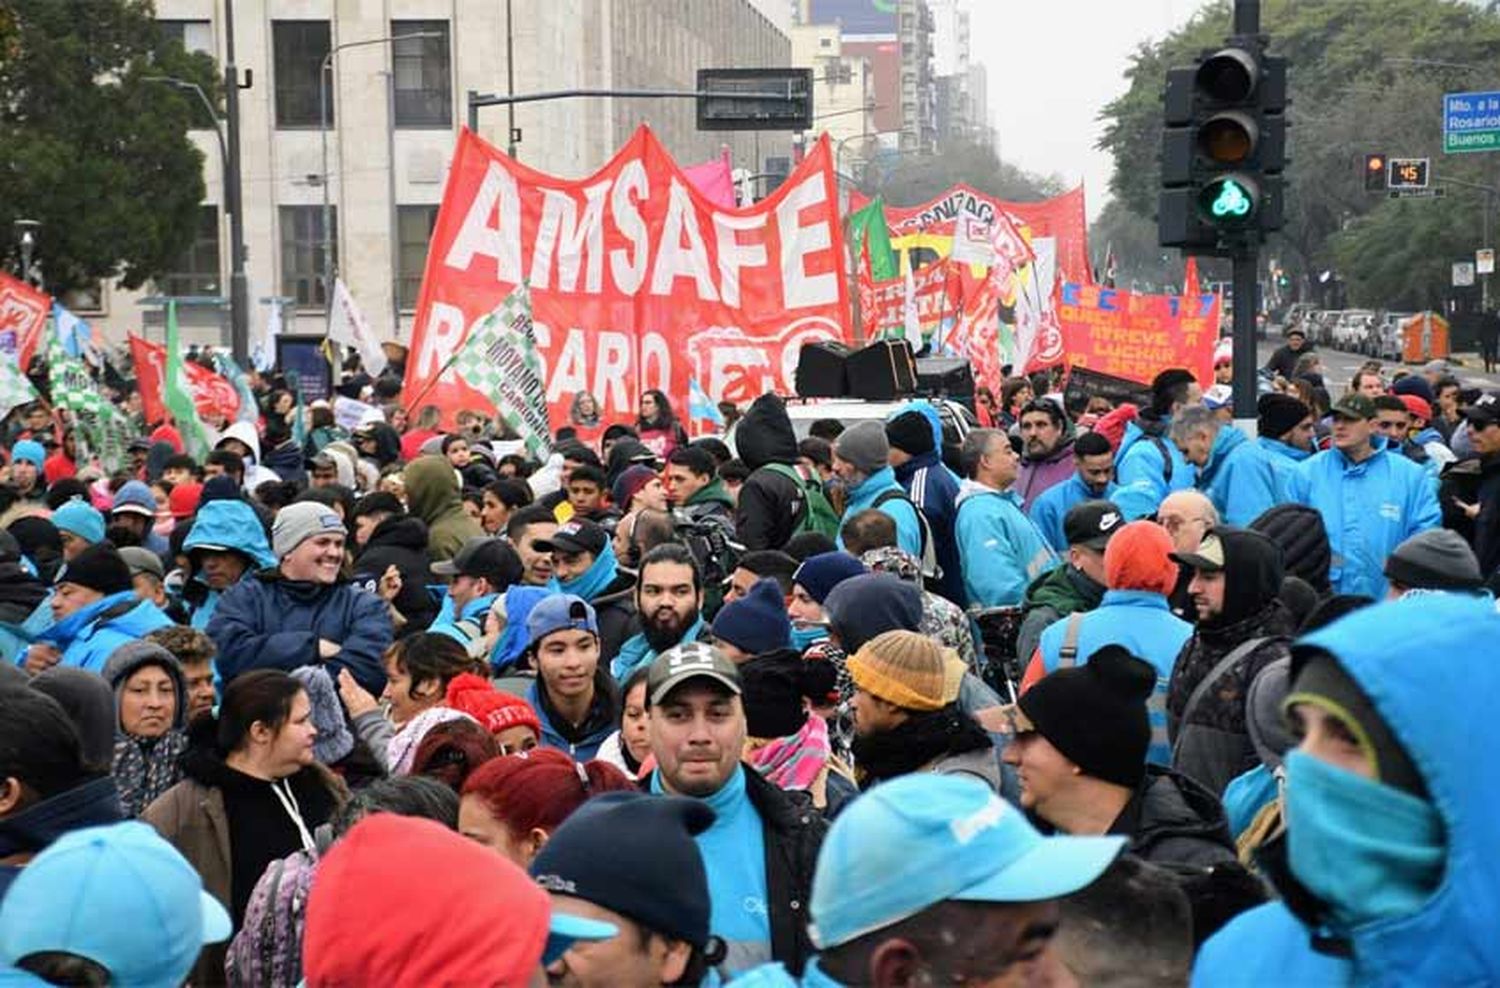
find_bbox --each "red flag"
[0,271,51,376]
[129,334,242,426]
[1184,256,1201,298]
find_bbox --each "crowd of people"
[0,337,1498,987]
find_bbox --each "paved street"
[1255,333,1500,393]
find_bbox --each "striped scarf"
[747,715,830,793]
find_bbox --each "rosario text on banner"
[403,125,852,428]
[1056,283,1220,387]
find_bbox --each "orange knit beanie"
[1104,520,1179,596]
[846,630,963,712]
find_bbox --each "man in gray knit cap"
[831,421,925,560]
[1383,529,1488,599]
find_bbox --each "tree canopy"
[857,138,1066,206]
[1097,0,1500,308]
[0,0,217,295]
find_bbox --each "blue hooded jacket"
[1257,435,1311,503]
[892,449,964,605]
[20,590,174,674]
[1115,417,1193,520]
[836,466,923,560]
[427,591,499,650]
[526,680,614,762]
[953,479,1058,608]
[1194,596,1500,986]
[1286,439,1441,598]
[181,499,277,630]
[1197,425,1279,527]
[1029,474,1119,553]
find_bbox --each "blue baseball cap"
[808,774,1124,949]
[9,441,44,469]
[52,499,106,545]
[0,822,231,988]
[526,594,599,648]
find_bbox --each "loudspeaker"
[795,341,851,398]
[847,340,917,401]
[915,357,975,401]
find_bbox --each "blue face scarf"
[1283,749,1445,932]
[548,540,620,602]
[790,622,827,652]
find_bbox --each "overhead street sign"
[1388,157,1430,188]
[1444,91,1500,153]
[1388,187,1447,199]
[1479,249,1496,275]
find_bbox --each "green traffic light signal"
[1211,180,1251,217]
[1197,175,1259,227]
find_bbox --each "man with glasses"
[1156,490,1219,623]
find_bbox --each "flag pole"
[402,346,467,413]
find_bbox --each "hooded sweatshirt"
[1195,425,1279,528]
[351,514,437,633]
[218,421,282,492]
[1194,595,1500,986]
[102,645,190,817]
[182,499,278,630]
[953,479,1058,608]
[1114,414,1193,520]
[403,455,484,563]
[25,590,174,675]
[733,395,805,551]
[836,466,922,560]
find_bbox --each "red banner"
[129,335,242,427]
[883,184,1092,286]
[1056,283,1220,387]
[861,258,968,339]
[0,272,50,376]
[404,126,852,429]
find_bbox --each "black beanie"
[741,660,806,738]
[57,543,132,596]
[885,410,935,456]
[530,792,714,948]
[1257,393,1311,440]
[1018,645,1155,788]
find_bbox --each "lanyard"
[270,778,317,854]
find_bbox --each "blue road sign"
[1444,91,1500,153]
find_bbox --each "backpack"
[674,510,740,593]
[765,463,841,539]
[225,846,323,987]
[872,487,939,583]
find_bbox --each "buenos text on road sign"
[1388,157,1430,188]
[1444,91,1500,154]
[1454,261,1477,287]
[1388,187,1447,199]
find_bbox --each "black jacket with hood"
[1112,763,1238,867]
[589,569,639,665]
[734,395,807,552]
[353,514,438,633]
[1166,527,1294,797]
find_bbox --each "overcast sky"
[970,0,1216,220]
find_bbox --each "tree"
[0,0,217,295]
[1097,0,1500,308]
[857,138,1066,205]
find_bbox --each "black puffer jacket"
[589,569,640,665]
[1167,528,1294,796]
[1113,764,1238,867]
[353,515,437,633]
[0,559,47,625]
[1249,503,1331,595]
[734,395,806,551]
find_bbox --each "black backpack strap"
[873,488,935,573]
[1148,435,1175,484]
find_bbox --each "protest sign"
[1056,283,1220,386]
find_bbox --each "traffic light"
[1364,153,1388,192]
[1159,42,1287,253]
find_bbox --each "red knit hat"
[1398,394,1433,425]
[1090,403,1139,454]
[169,482,204,520]
[1104,520,1179,596]
[446,673,542,736]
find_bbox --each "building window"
[280,206,336,308]
[395,205,439,311]
[160,206,222,298]
[158,19,214,55]
[60,282,107,316]
[391,20,451,127]
[273,21,331,128]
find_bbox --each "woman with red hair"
[457,748,633,867]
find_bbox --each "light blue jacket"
[1114,417,1192,520]
[1035,590,1191,765]
[1194,596,1500,986]
[836,466,923,560]
[181,499,276,630]
[427,591,498,650]
[1257,435,1311,504]
[1286,440,1441,598]
[953,479,1057,608]
[1196,425,1279,527]
[20,590,174,674]
[1029,474,1118,553]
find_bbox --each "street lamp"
[12,219,40,288]
[319,32,440,333]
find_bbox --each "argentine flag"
[688,377,725,431]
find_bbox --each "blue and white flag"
[212,351,262,425]
[53,302,96,362]
[688,376,724,430]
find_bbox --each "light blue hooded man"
[181,499,276,630]
[831,421,923,561]
[1114,369,1201,520]
[1194,595,1500,986]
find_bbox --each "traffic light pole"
[1231,0,1261,433]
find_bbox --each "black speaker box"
[847,340,917,401]
[795,341,851,398]
[915,357,975,400]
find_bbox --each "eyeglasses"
[1159,516,1205,534]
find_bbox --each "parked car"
[1332,310,1376,351]
[1281,302,1315,335]
[1366,312,1413,361]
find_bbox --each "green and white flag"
[0,358,37,421]
[45,326,130,471]
[165,301,216,460]
[453,283,551,461]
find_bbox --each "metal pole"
[386,70,401,340]
[467,89,480,132]
[1231,0,1260,432]
[506,0,517,158]
[224,0,249,363]
[1232,0,1261,37]
[1485,189,1492,313]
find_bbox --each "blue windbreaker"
[1286,439,1441,598]
[427,591,498,651]
[181,499,277,630]
[20,590,174,674]
[893,448,964,605]
[1114,418,1192,520]
[1196,425,1279,527]
[953,479,1058,608]
[1029,474,1118,553]
[1194,595,1500,986]
[1035,590,1191,765]
[1257,435,1311,503]
[836,466,923,560]
[526,680,614,762]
